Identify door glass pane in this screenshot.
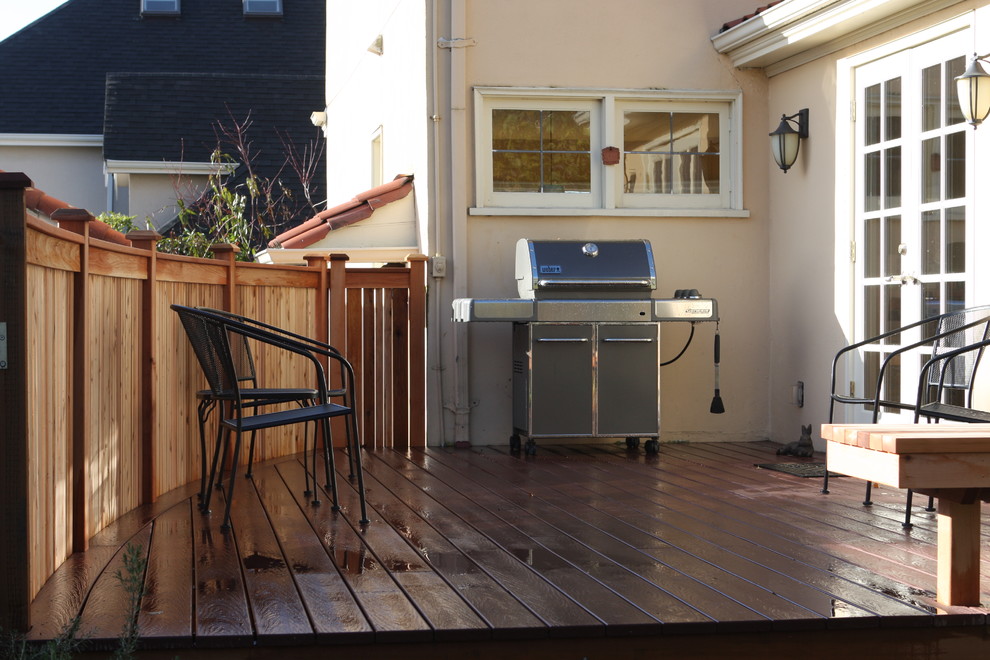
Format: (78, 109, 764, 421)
(922, 209, 941, 274)
(946, 281, 965, 312)
(883, 353, 901, 409)
(865, 152, 880, 211)
(865, 285, 880, 338)
(946, 206, 965, 273)
(866, 83, 881, 146)
(884, 284, 901, 344)
(922, 137, 940, 202)
(946, 130, 966, 199)
(885, 78, 902, 140)
(922, 64, 940, 132)
(884, 215, 901, 277)
(946, 56, 966, 126)
(922, 281, 940, 322)
(865, 217, 880, 278)
(885, 146, 901, 208)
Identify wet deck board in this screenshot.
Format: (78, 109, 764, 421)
(26, 442, 990, 653)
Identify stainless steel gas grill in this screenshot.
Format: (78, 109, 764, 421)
(453, 238, 721, 454)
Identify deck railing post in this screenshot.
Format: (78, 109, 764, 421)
(0, 173, 32, 631)
(52, 207, 95, 555)
(211, 244, 240, 313)
(328, 254, 348, 447)
(127, 230, 161, 503)
(407, 255, 428, 447)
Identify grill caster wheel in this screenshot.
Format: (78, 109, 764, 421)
(525, 439, 537, 455)
(626, 437, 641, 450)
(644, 439, 660, 455)
(510, 435, 521, 453)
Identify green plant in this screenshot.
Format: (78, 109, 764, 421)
(112, 542, 148, 660)
(96, 212, 142, 235)
(0, 617, 83, 660)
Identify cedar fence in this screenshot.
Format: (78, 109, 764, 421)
(0, 173, 427, 630)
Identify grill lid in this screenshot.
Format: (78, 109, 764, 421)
(515, 239, 657, 299)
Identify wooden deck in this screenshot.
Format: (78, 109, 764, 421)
(26, 441, 990, 659)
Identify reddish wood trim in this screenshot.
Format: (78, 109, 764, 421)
(128, 231, 161, 505)
(391, 288, 409, 450)
(362, 289, 377, 447)
(0, 173, 32, 631)
(52, 208, 94, 555)
(328, 254, 348, 349)
(407, 256, 427, 447)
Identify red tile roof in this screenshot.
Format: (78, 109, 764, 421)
(269, 174, 414, 250)
(719, 1, 785, 32)
(4, 170, 131, 246)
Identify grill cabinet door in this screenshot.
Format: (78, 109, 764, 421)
(525, 324, 594, 436)
(597, 324, 659, 436)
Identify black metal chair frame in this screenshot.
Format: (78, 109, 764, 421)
(826, 305, 990, 526)
(173, 305, 368, 530)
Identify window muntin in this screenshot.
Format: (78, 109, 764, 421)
(142, 0, 179, 15)
(475, 89, 738, 213)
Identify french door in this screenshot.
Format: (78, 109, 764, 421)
(854, 35, 972, 420)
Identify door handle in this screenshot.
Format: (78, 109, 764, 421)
(884, 274, 919, 285)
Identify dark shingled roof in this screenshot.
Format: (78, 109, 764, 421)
(0, 0, 325, 135)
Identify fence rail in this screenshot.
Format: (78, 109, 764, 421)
(0, 174, 427, 630)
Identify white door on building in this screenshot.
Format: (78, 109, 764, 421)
(853, 35, 972, 421)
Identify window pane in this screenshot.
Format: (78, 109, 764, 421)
(922, 209, 940, 275)
(922, 281, 940, 322)
(922, 137, 940, 203)
(624, 112, 668, 152)
(493, 152, 540, 192)
(884, 283, 901, 344)
(492, 109, 540, 150)
(671, 113, 720, 153)
(623, 112, 719, 195)
(624, 154, 669, 193)
(946, 56, 966, 126)
(884, 215, 901, 277)
(865, 151, 880, 212)
(922, 64, 940, 132)
(885, 77, 902, 140)
(865, 217, 880, 278)
(946, 281, 965, 312)
(946, 206, 965, 274)
(884, 146, 901, 208)
(543, 111, 590, 152)
(865, 84, 881, 146)
(545, 153, 591, 192)
(946, 130, 965, 199)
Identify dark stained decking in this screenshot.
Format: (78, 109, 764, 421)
(26, 441, 990, 658)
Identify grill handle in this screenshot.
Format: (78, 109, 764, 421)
(536, 278, 654, 289)
(602, 338, 654, 343)
(536, 337, 590, 343)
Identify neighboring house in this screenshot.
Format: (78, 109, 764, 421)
(0, 0, 326, 232)
(321, 0, 990, 450)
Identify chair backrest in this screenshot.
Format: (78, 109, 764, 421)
(929, 305, 990, 390)
(173, 305, 238, 396)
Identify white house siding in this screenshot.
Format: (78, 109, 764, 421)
(0, 142, 106, 215)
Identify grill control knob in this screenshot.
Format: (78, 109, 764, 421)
(582, 242, 599, 257)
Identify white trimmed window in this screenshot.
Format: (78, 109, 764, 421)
(474, 87, 742, 216)
(141, 0, 179, 15)
(243, 0, 282, 16)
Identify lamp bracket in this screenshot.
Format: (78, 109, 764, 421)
(782, 108, 810, 139)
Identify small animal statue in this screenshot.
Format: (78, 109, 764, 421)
(777, 424, 815, 457)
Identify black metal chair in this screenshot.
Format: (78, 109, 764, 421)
(826, 305, 990, 526)
(172, 305, 368, 529)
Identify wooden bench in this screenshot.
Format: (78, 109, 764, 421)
(822, 423, 990, 606)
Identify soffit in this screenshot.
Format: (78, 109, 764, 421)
(712, 0, 967, 75)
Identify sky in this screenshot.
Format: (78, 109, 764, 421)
(0, 0, 67, 42)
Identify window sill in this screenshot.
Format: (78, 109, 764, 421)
(468, 207, 751, 218)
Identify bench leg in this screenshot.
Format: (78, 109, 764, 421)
(937, 499, 982, 606)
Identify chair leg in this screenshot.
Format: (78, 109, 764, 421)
(221, 431, 244, 531)
(863, 481, 873, 506)
(925, 496, 935, 512)
(903, 489, 914, 528)
(244, 430, 259, 479)
(822, 469, 830, 494)
(201, 411, 228, 513)
(320, 419, 339, 510)
(349, 414, 369, 525)
(197, 400, 215, 504)
(303, 418, 313, 497)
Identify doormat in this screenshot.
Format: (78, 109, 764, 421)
(754, 463, 841, 478)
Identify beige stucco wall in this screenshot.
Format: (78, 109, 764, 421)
(0, 144, 106, 213)
(450, 0, 772, 444)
